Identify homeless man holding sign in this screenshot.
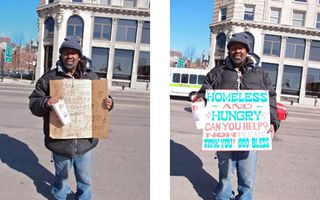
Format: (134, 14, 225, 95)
(195, 32, 280, 200)
(29, 36, 114, 200)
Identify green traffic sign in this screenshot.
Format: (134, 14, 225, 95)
(176, 57, 184, 68)
(5, 45, 12, 63)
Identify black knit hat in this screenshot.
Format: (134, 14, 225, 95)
(59, 36, 82, 56)
(227, 32, 250, 52)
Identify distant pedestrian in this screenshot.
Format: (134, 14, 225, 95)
(29, 36, 114, 200)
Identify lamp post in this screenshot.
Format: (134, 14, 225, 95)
(1, 48, 4, 82)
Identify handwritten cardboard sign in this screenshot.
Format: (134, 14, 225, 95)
(49, 79, 108, 139)
(202, 90, 271, 151)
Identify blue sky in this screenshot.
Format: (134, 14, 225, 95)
(170, 0, 214, 58)
(0, 0, 38, 45)
(0, 0, 214, 53)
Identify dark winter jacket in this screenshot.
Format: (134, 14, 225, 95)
(197, 54, 280, 131)
(29, 57, 113, 157)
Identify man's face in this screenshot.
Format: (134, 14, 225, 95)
(229, 43, 248, 64)
(61, 48, 81, 70)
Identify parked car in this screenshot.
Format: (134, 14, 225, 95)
(277, 102, 288, 121)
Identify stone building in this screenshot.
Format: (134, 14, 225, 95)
(209, 0, 320, 105)
(36, 0, 150, 89)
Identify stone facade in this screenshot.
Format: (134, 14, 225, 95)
(36, 0, 150, 89)
(209, 0, 320, 105)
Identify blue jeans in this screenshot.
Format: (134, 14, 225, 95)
(51, 150, 92, 200)
(214, 151, 258, 200)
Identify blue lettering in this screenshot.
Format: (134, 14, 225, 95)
(238, 138, 249, 148)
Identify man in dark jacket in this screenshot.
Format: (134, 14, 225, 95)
(196, 32, 280, 200)
(29, 36, 114, 200)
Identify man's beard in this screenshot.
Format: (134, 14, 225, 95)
(63, 61, 77, 70)
(231, 56, 246, 65)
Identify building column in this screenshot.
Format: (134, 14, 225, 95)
(130, 20, 144, 88)
(107, 18, 119, 87)
(53, 8, 65, 69)
(299, 38, 311, 104)
(208, 27, 217, 69)
(36, 16, 45, 81)
(276, 35, 287, 102)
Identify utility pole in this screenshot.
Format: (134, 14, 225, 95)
(1, 48, 5, 82)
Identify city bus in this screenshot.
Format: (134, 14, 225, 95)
(170, 67, 210, 100)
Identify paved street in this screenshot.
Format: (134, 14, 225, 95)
(0, 80, 150, 200)
(170, 98, 320, 200)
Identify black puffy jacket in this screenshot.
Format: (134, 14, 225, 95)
(29, 58, 113, 157)
(198, 54, 280, 131)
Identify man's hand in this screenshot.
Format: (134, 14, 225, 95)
(191, 94, 205, 103)
(268, 124, 275, 139)
(45, 97, 59, 108)
(103, 96, 113, 111)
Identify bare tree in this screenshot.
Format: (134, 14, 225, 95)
(12, 32, 25, 47)
(12, 33, 25, 79)
(183, 46, 196, 62)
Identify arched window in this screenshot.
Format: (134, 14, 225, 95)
(66, 15, 84, 39)
(44, 17, 55, 39)
(215, 33, 227, 53)
(244, 32, 255, 52)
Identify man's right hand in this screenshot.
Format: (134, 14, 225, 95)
(45, 97, 59, 108)
(191, 94, 205, 103)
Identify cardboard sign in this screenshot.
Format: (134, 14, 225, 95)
(49, 79, 108, 139)
(202, 90, 271, 151)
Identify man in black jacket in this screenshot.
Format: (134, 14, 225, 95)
(196, 32, 279, 200)
(29, 36, 113, 200)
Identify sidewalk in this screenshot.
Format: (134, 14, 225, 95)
(279, 101, 320, 112)
(0, 77, 150, 93)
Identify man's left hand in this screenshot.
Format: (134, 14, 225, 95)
(103, 96, 113, 111)
(268, 124, 275, 139)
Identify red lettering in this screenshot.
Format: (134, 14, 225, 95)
(222, 103, 253, 109)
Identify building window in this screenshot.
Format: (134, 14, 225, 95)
(220, 7, 227, 21)
(263, 34, 281, 57)
(48, 0, 54, 3)
(113, 49, 134, 80)
(309, 40, 320, 61)
(93, 17, 112, 40)
(317, 13, 320, 29)
(285, 37, 305, 60)
(137, 51, 150, 81)
(66, 15, 84, 39)
(116, 19, 137, 43)
(305, 68, 320, 98)
(281, 65, 302, 96)
(91, 47, 109, 74)
(123, 0, 136, 7)
(292, 10, 305, 27)
(294, 0, 307, 2)
(244, 5, 255, 21)
(100, 0, 110, 5)
(261, 62, 278, 89)
(270, 8, 281, 24)
(141, 21, 150, 44)
(72, 0, 83, 2)
(215, 33, 226, 54)
(44, 17, 54, 39)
